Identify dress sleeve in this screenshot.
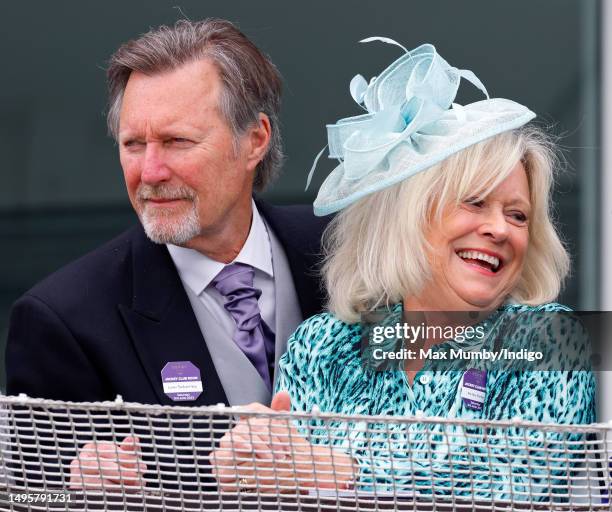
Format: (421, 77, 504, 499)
(532, 304, 595, 424)
(488, 305, 596, 501)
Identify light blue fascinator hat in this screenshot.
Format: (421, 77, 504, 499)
(307, 38, 535, 216)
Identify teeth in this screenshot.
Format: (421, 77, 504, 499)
(457, 250, 500, 270)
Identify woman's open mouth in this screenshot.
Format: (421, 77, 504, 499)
(456, 250, 503, 274)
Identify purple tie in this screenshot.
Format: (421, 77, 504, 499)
(212, 263, 275, 391)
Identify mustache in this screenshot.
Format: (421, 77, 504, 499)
(137, 183, 197, 201)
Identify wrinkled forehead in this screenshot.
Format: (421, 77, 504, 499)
(118, 60, 224, 135)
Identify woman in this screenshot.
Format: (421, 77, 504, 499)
(213, 41, 594, 500)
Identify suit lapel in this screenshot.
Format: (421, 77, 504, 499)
(265, 220, 303, 384)
(256, 201, 329, 319)
(117, 204, 327, 406)
(118, 228, 228, 406)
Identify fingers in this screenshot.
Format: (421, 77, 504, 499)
(211, 449, 298, 494)
(210, 427, 312, 493)
(119, 435, 139, 453)
(211, 426, 291, 490)
(234, 398, 296, 453)
(214, 428, 271, 466)
(212, 426, 355, 493)
(211, 433, 279, 490)
(211, 444, 352, 493)
(69, 437, 148, 491)
(270, 391, 291, 412)
(293, 446, 355, 490)
(70, 457, 143, 489)
(221, 416, 295, 459)
(210, 399, 332, 494)
(210, 435, 258, 484)
(236, 401, 273, 423)
(117, 436, 147, 471)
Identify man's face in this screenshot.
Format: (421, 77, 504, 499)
(118, 59, 256, 247)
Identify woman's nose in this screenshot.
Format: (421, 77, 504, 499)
(477, 209, 509, 241)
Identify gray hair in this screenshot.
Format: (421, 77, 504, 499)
(107, 18, 283, 192)
(323, 126, 570, 323)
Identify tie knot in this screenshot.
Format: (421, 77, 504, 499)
(212, 263, 256, 298)
(210, 262, 274, 391)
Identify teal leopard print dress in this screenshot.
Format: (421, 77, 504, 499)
(275, 302, 595, 501)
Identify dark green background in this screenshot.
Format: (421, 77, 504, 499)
(0, 1, 600, 389)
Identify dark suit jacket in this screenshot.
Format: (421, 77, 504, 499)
(5, 202, 329, 406)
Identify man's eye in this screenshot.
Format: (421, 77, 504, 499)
(123, 140, 144, 149)
(166, 137, 193, 146)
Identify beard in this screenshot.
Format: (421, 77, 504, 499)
(136, 183, 201, 245)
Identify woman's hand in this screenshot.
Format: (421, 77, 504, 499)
(210, 392, 355, 493)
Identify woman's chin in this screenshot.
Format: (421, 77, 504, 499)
(461, 296, 504, 311)
(448, 287, 506, 311)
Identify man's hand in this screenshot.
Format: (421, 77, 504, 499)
(69, 436, 148, 491)
(210, 392, 355, 493)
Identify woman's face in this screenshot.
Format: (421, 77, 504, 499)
(416, 163, 531, 311)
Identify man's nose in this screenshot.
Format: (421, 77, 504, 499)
(478, 209, 509, 241)
(141, 143, 171, 184)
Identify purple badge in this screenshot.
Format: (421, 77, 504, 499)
(461, 369, 487, 411)
(161, 361, 203, 402)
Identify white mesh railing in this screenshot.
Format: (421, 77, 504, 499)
(0, 394, 610, 511)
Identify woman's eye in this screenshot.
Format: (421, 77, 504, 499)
(465, 198, 485, 208)
(509, 211, 528, 223)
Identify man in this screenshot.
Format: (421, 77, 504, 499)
(6, 19, 327, 409)
(5, 18, 329, 491)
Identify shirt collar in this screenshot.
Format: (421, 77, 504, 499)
(167, 200, 273, 296)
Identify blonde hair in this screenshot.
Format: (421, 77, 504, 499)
(322, 126, 570, 323)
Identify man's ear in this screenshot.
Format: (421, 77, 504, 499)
(244, 113, 272, 172)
